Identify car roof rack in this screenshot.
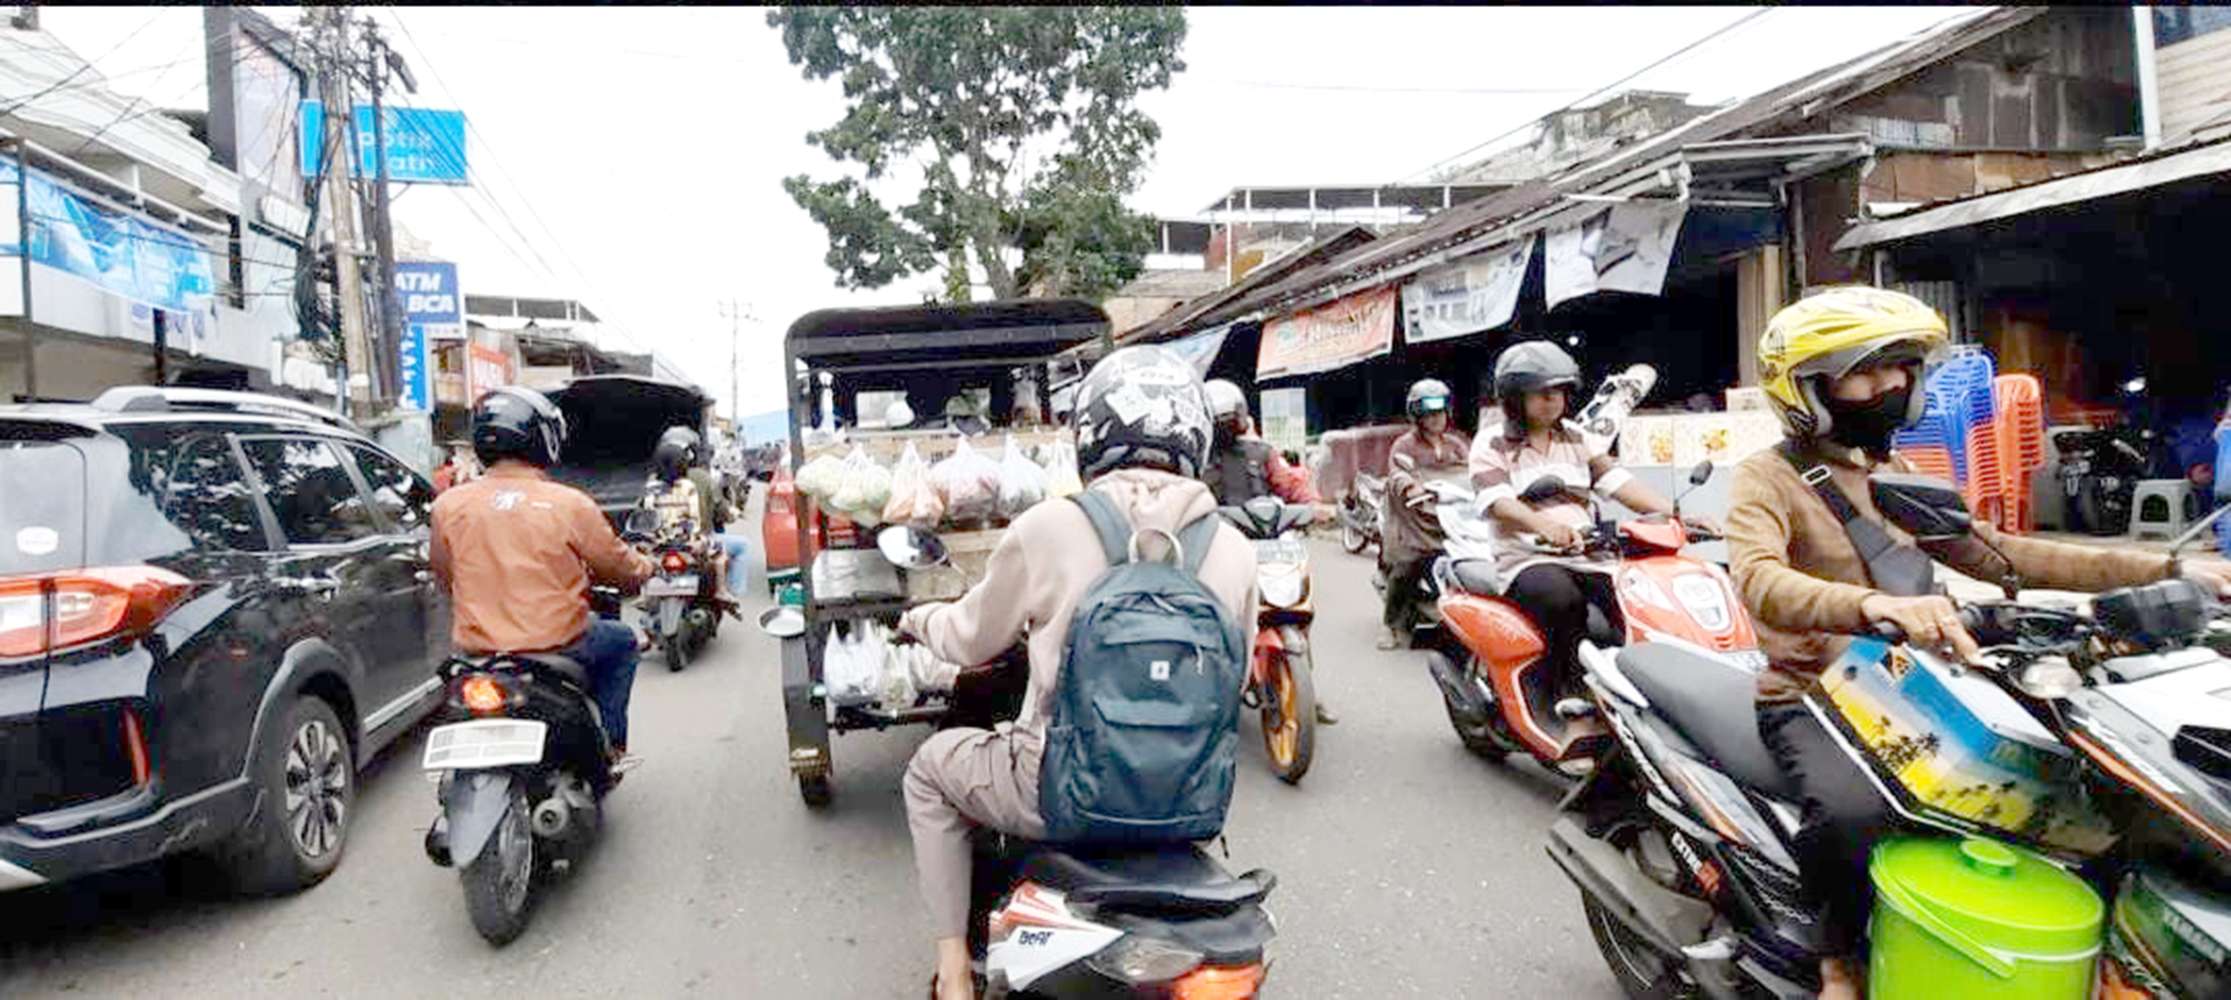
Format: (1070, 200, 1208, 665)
(90, 386, 361, 432)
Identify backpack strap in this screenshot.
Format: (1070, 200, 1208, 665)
(1072, 489, 1132, 566)
(1777, 440, 1935, 595)
(1177, 514, 1221, 578)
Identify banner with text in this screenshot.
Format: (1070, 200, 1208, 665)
(1544, 202, 1686, 308)
(1257, 285, 1397, 379)
(0, 161, 218, 314)
(1401, 238, 1534, 345)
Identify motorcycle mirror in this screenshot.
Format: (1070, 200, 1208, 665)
(623, 508, 660, 536)
(876, 525, 949, 571)
(758, 606, 807, 640)
(1689, 460, 1715, 487)
(1868, 473, 1973, 542)
(1520, 477, 1568, 505)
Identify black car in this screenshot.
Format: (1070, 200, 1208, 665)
(543, 374, 712, 531)
(0, 387, 448, 894)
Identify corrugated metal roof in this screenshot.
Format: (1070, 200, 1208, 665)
(1117, 225, 1380, 345)
(1148, 6, 2040, 336)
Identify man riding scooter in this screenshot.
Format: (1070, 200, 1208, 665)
(1380, 379, 1474, 650)
(431, 387, 656, 765)
(1203, 378, 1338, 726)
(897, 346, 1260, 1000)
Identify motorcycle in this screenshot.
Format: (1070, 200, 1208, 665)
(1418, 462, 1755, 778)
(421, 583, 633, 946)
(1339, 472, 1384, 555)
(634, 506, 725, 671)
(768, 534, 1283, 998)
(1221, 497, 1320, 784)
(2057, 426, 2151, 537)
(1547, 474, 2231, 1000)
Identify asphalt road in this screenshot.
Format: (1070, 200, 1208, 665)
(0, 507, 1624, 999)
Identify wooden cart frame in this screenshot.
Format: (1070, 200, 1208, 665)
(778, 299, 1107, 807)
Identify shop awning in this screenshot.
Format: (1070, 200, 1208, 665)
(1836, 136, 2231, 251)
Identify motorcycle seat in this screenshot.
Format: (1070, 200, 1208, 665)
(1616, 644, 1796, 801)
(1448, 559, 1503, 596)
(459, 653, 592, 691)
(1021, 845, 1277, 914)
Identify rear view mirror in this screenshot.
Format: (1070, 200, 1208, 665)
(876, 525, 949, 571)
(623, 508, 660, 537)
(1689, 460, 1715, 486)
(1520, 477, 1567, 505)
(1869, 473, 1972, 542)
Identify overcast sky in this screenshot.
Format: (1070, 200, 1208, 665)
(41, 5, 1980, 419)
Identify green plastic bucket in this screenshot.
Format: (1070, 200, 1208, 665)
(1868, 836, 2103, 999)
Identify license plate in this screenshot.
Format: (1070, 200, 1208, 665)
(422, 719, 547, 771)
(1253, 538, 1306, 566)
(643, 575, 700, 597)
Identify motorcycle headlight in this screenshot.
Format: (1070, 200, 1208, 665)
(1086, 935, 1205, 984)
(1671, 574, 1732, 633)
(1261, 566, 1307, 609)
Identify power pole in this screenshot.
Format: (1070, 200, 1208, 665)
(718, 299, 757, 423)
(358, 15, 415, 410)
(310, 6, 376, 417)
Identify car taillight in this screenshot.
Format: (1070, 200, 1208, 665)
(0, 566, 193, 658)
(662, 552, 689, 573)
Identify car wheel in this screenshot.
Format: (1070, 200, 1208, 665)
(220, 695, 355, 895)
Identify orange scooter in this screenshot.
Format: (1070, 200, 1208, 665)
(1419, 463, 1760, 776)
(1220, 497, 1319, 785)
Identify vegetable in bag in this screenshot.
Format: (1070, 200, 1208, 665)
(997, 435, 1051, 518)
(883, 441, 946, 529)
(930, 437, 1002, 523)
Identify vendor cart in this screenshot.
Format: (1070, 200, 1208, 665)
(773, 299, 1106, 807)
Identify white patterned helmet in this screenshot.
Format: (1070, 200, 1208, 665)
(1072, 345, 1213, 480)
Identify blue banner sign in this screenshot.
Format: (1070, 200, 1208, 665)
(395, 261, 462, 324)
(0, 161, 217, 313)
(400, 323, 432, 411)
(300, 100, 469, 185)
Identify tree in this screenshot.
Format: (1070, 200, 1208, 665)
(769, 7, 1184, 303)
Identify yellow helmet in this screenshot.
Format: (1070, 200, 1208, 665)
(1756, 286, 1949, 439)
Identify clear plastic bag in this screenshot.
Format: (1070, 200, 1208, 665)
(829, 446, 892, 522)
(930, 437, 1002, 524)
(795, 450, 847, 500)
(997, 435, 1050, 518)
(823, 624, 877, 706)
(882, 441, 946, 529)
(1043, 438, 1084, 498)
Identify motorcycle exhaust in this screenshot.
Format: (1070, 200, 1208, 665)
(532, 796, 571, 839)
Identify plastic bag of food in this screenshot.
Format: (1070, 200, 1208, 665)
(823, 624, 876, 706)
(829, 446, 892, 520)
(795, 449, 847, 500)
(930, 437, 1002, 523)
(1043, 438, 1085, 498)
(997, 435, 1051, 518)
(882, 441, 945, 529)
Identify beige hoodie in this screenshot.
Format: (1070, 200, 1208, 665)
(900, 467, 1260, 734)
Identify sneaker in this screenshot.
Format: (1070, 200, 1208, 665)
(1314, 702, 1340, 726)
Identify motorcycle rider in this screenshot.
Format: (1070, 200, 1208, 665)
(1726, 285, 2231, 1000)
(431, 387, 655, 760)
(897, 345, 1258, 1000)
(1202, 378, 1339, 725)
(646, 426, 745, 606)
(1379, 378, 1474, 650)
(1468, 340, 1713, 692)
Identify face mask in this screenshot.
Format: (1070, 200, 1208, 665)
(1825, 385, 1913, 453)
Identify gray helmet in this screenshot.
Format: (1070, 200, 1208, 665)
(1405, 378, 1453, 421)
(1493, 341, 1581, 402)
(1204, 379, 1248, 425)
(1072, 345, 1213, 480)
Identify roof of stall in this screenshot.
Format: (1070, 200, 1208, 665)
(784, 298, 1107, 376)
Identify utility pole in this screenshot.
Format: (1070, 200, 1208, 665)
(359, 15, 415, 408)
(718, 299, 757, 423)
(310, 6, 376, 418)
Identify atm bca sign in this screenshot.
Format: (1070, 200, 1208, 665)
(396, 261, 463, 326)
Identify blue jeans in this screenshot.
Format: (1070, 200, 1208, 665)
(561, 618, 639, 750)
(715, 534, 752, 594)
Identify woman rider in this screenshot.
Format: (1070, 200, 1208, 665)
(1468, 339, 1711, 697)
(1378, 378, 1474, 649)
(1727, 286, 2231, 999)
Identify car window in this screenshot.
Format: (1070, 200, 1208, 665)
(348, 444, 433, 532)
(164, 438, 269, 553)
(239, 438, 382, 547)
(0, 438, 86, 574)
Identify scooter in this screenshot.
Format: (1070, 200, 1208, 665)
(1220, 496, 1320, 785)
(789, 528, 1282, 998)
(421, 582, 633, 946)
(1339, 472, 1384, 556)
(1418, 461, 1754, 777)
(1547, 476, 2231, 999)
(636, 506, 725, 671)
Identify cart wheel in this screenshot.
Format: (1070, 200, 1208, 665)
(798, 775, 831, 808)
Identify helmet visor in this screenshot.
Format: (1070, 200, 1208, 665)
(1412, 395, 1450, 414)
(1792, 332, 1943, 383)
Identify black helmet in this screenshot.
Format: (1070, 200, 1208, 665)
(1204, 379, 1248, 427)
(472, 386, 567, 468)
(654, 427, 694, 483)
(1494, 340, 1580, 429)
(1072, 345, 1213, 481)
(1405, 378, 1453, 421)
(659, 426, 703, 466)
